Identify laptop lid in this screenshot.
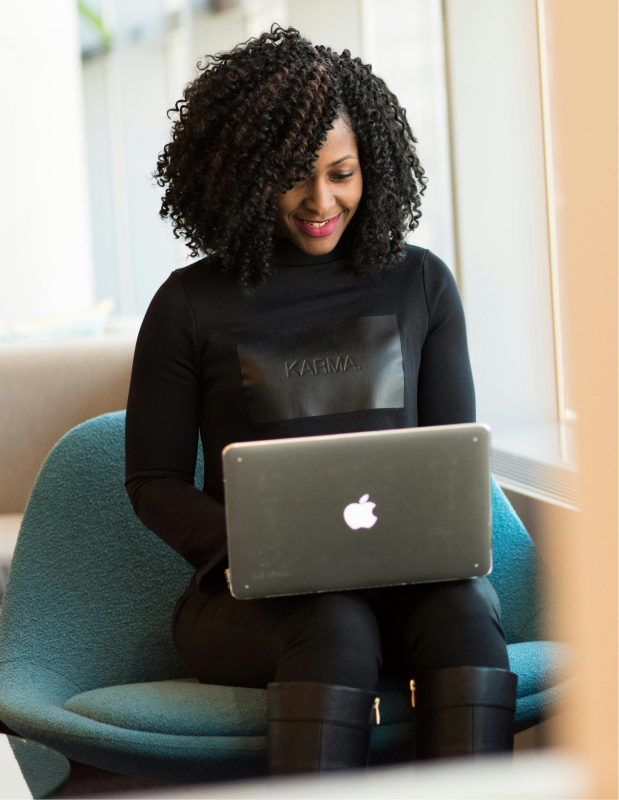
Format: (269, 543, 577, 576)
(223, 423, 492, 599)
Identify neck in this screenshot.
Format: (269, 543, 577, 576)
(273, 231, 352, 266)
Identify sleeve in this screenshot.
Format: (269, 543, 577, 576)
(416, 250, 476, 427)
(125, 271, 227, 573)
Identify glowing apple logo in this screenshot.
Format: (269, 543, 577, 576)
(343, 494, 378, 530)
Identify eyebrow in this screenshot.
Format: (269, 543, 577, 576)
(327, 155, 356, 167)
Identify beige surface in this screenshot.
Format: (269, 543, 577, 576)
(0, 331, 137, 513)
(0, 514, 22, 564)
(541, 1, 618, 796)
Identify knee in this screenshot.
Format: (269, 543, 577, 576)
(418, 578, 501, 625)
(405, 578, 508, 672)
(276, 593, 381, 689)
(291, 593, 381, 654)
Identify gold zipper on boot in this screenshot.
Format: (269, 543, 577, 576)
(373, 696, 381, 725)
(410, 679, 416, 708)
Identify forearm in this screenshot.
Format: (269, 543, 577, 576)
(125, 474, 227, 571)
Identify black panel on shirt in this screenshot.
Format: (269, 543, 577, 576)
(236, 315, 404, 424)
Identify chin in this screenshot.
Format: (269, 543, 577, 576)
(297, 238, 340, 255)
(292, 226, 347, 255)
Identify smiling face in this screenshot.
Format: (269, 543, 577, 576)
(274, 113, 363, 255)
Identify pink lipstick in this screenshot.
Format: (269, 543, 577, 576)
(294, 213, 341, 238)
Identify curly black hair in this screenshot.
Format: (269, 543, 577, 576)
(155, 25, 427, 290)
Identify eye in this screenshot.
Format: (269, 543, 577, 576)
(331, 172, 355, 181)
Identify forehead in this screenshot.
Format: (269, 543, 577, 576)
(315, 115, 358, 163)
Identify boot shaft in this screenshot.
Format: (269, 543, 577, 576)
(413, 666, 518, 760)
(267, 681, 378, 774)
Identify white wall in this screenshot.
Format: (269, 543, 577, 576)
(0, 0, 93, 322)
(288, 0, 362, 55)
(444, 0, 558, 440)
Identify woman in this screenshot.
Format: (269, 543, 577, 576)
(125, 26, 517, 775)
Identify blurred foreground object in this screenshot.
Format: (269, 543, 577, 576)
(540, 0, 617, 797)
(97, 750, 588, 799)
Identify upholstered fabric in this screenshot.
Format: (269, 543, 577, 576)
(487, 479, 554, 645)
(507, 641, 573, 698)
(0, 412, 573, 781)
(64, 680, 268, 737)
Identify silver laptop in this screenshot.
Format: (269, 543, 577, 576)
(222, 423, 492, 599)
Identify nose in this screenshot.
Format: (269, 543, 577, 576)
(303, 176, 337, 218)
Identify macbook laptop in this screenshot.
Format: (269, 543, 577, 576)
(222, 423, 492, 599)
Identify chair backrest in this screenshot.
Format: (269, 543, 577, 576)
(0, 411, 546, 695)
(487, 478, 550, 644)
(0, 412, 195, 693)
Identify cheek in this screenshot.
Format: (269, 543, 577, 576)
(276, 189, 301, 219)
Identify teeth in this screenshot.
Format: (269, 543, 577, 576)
(306, 220, 329, 227)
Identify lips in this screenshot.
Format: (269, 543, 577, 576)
(294, 213, 341, 238)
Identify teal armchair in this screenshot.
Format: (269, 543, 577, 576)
(0, 412, 573, 782)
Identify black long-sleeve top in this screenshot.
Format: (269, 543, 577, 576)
(125, 238, 475, 587)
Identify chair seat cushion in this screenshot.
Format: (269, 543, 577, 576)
(507, 641, 574, 697)
(64, 679, 267, 736)
(64, 642, 573, 737)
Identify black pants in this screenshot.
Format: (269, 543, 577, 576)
(172, 571, 509, 691)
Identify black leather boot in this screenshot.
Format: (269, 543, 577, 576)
(267, 681, 379, 774)
(413, 666, 518, 759)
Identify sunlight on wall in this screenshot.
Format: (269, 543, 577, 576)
(0, 0, 93, 323)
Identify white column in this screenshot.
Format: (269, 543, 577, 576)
(0, 0, 94, 322)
